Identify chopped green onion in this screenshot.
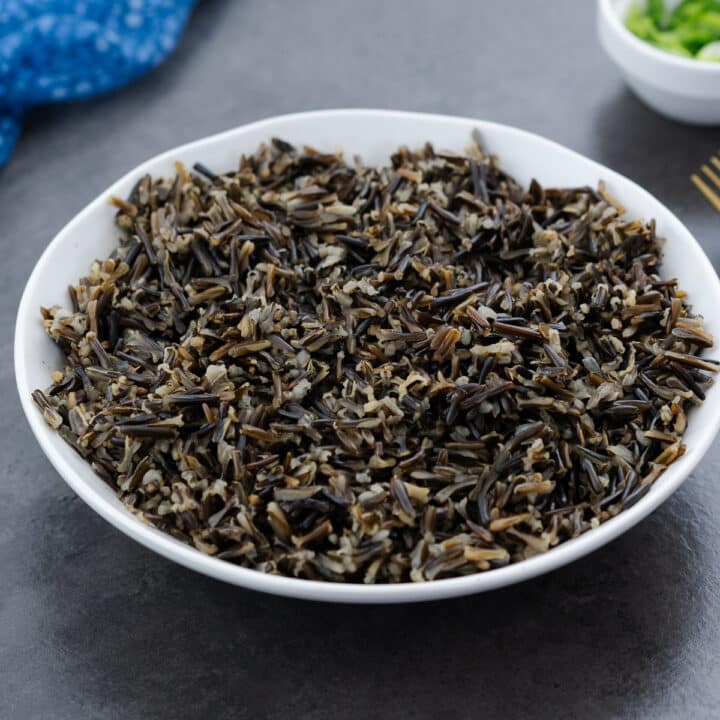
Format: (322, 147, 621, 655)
(626, 0, 720, 60)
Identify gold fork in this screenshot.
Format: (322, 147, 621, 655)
(691, 156, 720, 213)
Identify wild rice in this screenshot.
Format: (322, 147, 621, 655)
(34, 134, 715, 583)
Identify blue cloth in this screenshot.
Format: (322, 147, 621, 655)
(0, 0, 196, 165)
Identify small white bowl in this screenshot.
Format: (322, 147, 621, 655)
(598, 0, 720, 124)
(14, 109, 720, 603)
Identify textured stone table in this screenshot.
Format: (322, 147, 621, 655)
(2, 2, 719, 718)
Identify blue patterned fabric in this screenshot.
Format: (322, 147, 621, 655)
(0, 0, 196, 165)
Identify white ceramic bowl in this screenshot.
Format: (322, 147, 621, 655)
(598, 0, 720, 124)
(15, 109, 720, 603)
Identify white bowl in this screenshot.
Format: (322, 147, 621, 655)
(15, 109, 720, 603)
(598, 0, 720, 124)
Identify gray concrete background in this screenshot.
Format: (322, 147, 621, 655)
(2, 1, 719, 718)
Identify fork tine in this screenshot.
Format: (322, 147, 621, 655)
(711, 155, 720, 172)
(701, 164, 720, 191)
(691, 173, 720, 213)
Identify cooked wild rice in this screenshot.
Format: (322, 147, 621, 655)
(34, 134, 716, 582)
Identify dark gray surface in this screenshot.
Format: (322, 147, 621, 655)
(2, 1, 719, 718)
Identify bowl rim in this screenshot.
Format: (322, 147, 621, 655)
(599, 0, 720, 72)
(14, 108, 720, 603)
